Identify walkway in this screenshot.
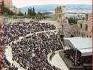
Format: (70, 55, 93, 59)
(47, 50, 69, 70)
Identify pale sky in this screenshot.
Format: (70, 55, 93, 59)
(12, 0, 92, 8)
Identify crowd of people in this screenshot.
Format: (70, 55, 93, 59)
(1, 21, 56, 46)
(1, 20, 65, 70)
(11, 32, 63, 70)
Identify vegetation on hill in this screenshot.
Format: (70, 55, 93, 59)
(3, 7, 15, 16)
(68, 17, 78, 25)
(3, 6, 50, 20)
(26, 7, 48, 20)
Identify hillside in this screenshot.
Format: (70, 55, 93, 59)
(20, 4, 92, 13)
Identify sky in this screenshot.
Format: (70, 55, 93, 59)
(12, 0, 92, 8)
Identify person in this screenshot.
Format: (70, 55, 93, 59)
(0, 48, 4, 70)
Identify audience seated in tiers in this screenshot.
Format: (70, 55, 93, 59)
(1, 21, 56, 45)
(11, 32, 63, 70)
(2, 21, 63, 70)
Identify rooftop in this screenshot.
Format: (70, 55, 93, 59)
(64, 37, 92, 56)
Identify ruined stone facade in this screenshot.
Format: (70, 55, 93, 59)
(54, 6, 92, 38)
(86, 13, 93, 37)
(54, 6, 71, 37)
(4, 0, 19, 14)
(76, 13, 92, 37)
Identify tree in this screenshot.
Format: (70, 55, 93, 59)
(27, 7, 36, 18)
(85, 13, 88, 21)
(68, 17, 78, 25)
(36, 12, 43, 20)
(32, 7, 36, 16)
(27, 8, 32, 17)
(17, 11, 24, 16)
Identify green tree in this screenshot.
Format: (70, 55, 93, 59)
(68, 17, 78, 25)
(85, 13, 88, 21)
(27, 8, 32, 17)
(27, 7, 36, 18)
(32, 7, 36, 16)
(17, 11, 24, 16)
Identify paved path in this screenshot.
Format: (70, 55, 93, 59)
(47, 51, 69, 70)
(5, 45, 25, 70)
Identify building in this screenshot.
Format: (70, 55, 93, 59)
(47, 37, 92, 70)
(77, 20, 87, 37)
(55, 6, 66, 23)
(86, 13, 93, 37)
(54, 6, 71, 37)
(54, 5, 92, 38)
(64, 37, 92, 70)
(76, 13, 93, 37)
(4, 0, 19, 14)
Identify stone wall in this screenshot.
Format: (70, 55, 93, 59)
(87, 13, 93, 37)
